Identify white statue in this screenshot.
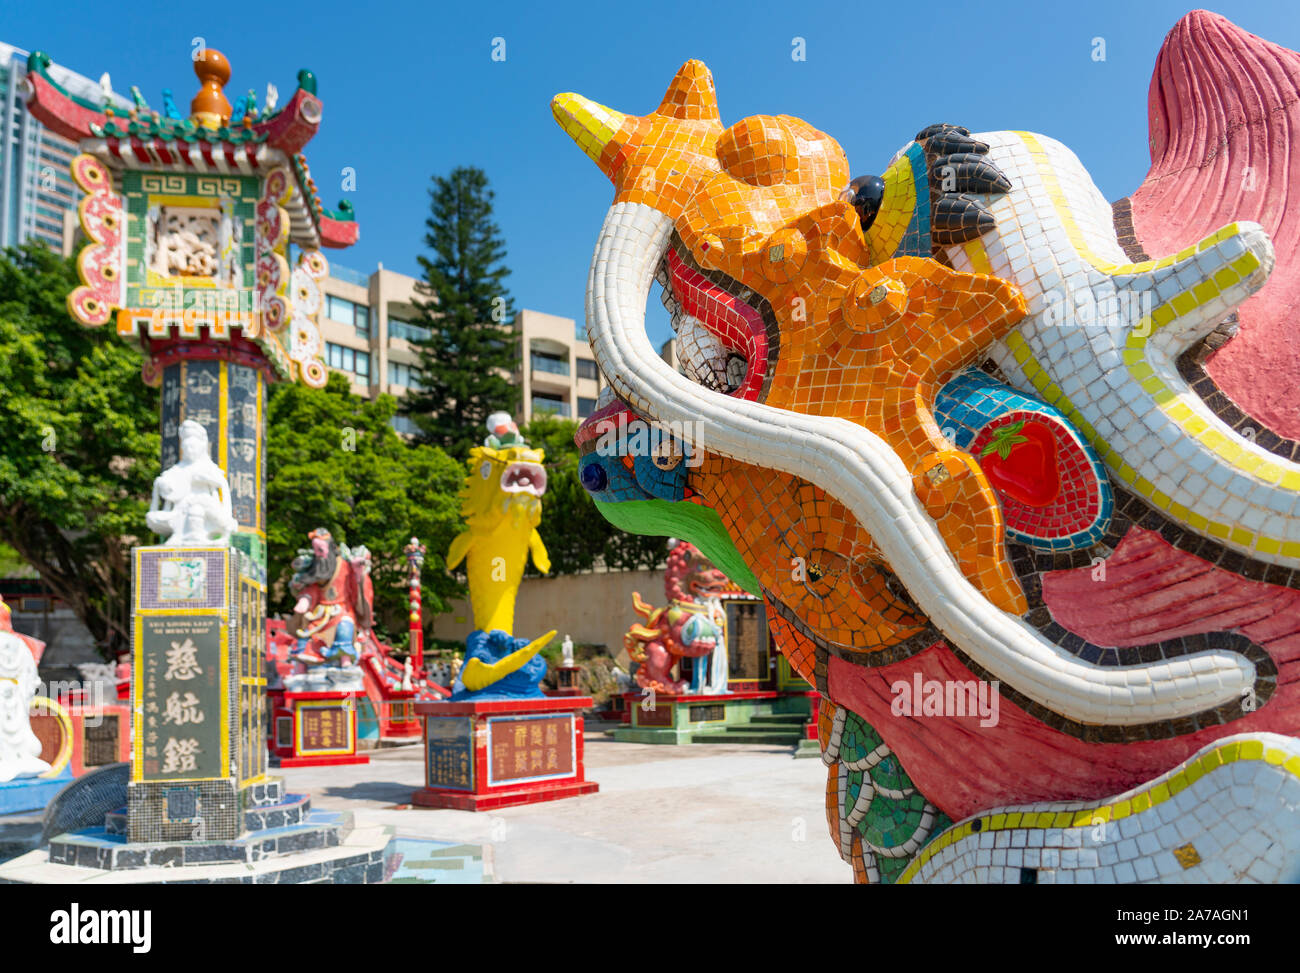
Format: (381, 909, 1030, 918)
(561, 634, 574, 666)
(147, 420, 238, 547)
(701, 595, 730, 695)
(612, 666, 635, 694)
(401, 659, 414, 692)
(0, 631, 51, 783)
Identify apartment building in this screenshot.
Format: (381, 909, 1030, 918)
(317, 263, 602, 427)
(516, 308, 602, 422)
(1, 41, 130, 250)
(315, 261, 429, 433)
(659, 337, 681, 373)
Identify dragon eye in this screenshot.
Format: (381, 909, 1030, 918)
(840, 175, 885, 231)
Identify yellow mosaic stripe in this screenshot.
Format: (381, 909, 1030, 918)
(962, 238, 994, 276)
(867, 154, 915, 263)
(993, 131, 1298, 556)
(897, 738, 1300, 884)
(1015, 131, 1189, 277)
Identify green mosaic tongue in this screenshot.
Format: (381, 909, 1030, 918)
(593, 498, 760, 595)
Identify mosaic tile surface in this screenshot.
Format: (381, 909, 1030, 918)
(558, 12, 1300, 883)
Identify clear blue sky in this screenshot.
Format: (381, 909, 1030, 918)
(6, 0, 1299, 348)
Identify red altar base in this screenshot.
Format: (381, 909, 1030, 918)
(268, 690, 370, 769)
(412, 696, 599, 811)
(552, 664, 584, 697)
(375, 690, 423, 742)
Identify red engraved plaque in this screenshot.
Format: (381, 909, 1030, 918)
(298, 704, 351, 755)
(487, 714, 574, 786)
(636, 701, 673, 726)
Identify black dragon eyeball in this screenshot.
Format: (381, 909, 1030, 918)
(842, 175, 886, 231)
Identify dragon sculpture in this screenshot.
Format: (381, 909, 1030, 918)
(557, 10, 1300, 883)
(447, 414, 556, 699)
(624, 538, 745, 694)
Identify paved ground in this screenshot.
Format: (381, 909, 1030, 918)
(282, 730, 851, 883)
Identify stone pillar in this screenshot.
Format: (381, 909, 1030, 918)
(139, 343, 271, 843)
(129, 545, 266, 843)
(160, 355, 268, 572)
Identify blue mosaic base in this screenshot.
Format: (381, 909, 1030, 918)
(447, 629, 547, 701)
(0, 768, 73, 815)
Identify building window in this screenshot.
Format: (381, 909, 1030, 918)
(576, 358, 599, 381)
(531, 394, 570, 418)
(390, 414, 420, 436)
(326, 295, 352, 324)
(577, 397, 598, 419)
(326, 342, 370, 381)
(389, 318, 431, 343)
(388, 361, 422, 388)
(326, 295, 370, 337)
(530, 352, 569, 376)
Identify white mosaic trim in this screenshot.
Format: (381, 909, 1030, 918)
(944, 131, 1299, 566)
(905, 733, 1300, 884)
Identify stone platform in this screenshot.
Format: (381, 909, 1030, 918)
(613, 689, 818, 749)
(0, 777, 396, 884)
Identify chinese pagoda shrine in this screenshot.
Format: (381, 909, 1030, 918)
(1, 47, 395, 883)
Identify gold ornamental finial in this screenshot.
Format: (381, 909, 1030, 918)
(190, 48, 232, 129)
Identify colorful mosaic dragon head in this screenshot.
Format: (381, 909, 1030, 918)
(558, 11, 1300, 882)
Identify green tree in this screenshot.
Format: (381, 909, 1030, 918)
(0, 243, 159, 659)
(266, 372, 466, 640)
(519, 414, 666, 575)
(403, 167, 519, 458)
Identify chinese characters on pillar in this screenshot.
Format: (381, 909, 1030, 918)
(139, 615, 223, 780)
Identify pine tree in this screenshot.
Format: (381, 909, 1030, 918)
(403, 167, 520, 458)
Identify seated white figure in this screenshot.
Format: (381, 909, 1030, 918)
(0, 631, 51, 782)
(147, 420, 238, 547)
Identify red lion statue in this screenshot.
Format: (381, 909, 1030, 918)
(624, 540, 742, 694)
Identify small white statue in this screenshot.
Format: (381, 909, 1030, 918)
(401, 659, 414, 692)
(0, 631, 51, 783)
(701, 594, 730, 695)
(147, 420, 238, 547)
(612, 666, 634, 694)
(561, 634, 574, 666)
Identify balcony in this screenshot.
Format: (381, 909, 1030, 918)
(329, 263, 372, 288)
(531, 397, 570, 418)
(389, 319, 431, 343)
(530, 354, 569, 377)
